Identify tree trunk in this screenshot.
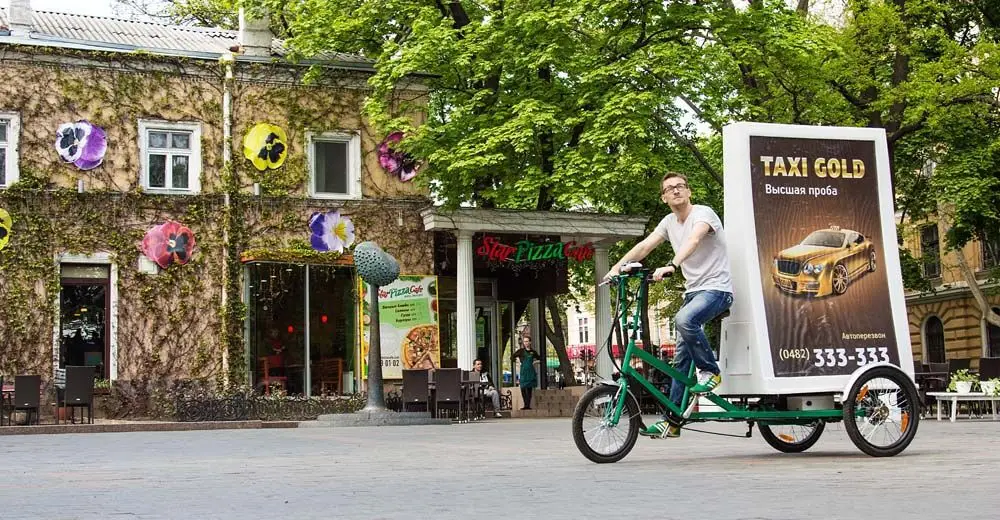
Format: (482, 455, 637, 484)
(544, 295, 578, 386)
(954, 248, 1000, 328)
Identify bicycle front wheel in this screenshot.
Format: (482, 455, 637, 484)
(572, 385, 641, 464)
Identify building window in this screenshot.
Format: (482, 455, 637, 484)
(139, 120, 201, 193)
(308, 131, 361, 199)
(0, 112, 20, 187)
(924, 316, 945, 363)
(982, 231, 999, 270)
(920, 224, 940, 278)
(578, 317, 589, 344)
(988, 307, 1000, 358)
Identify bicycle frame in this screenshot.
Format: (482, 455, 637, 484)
(605, 269, 844, 426)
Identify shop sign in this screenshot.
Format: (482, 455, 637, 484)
(476, 235, 595, 263)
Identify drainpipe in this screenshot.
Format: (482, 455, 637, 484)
(220, 52, 235, 383)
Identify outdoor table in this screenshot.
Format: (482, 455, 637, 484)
(925, 391, 1000, 422)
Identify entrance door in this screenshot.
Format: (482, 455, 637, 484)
(59, 264, 110, 379)
(475, 303, 499, 383)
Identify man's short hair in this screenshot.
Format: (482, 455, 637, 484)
(474, 358, 483, 364)
(662, 172, 688, 184)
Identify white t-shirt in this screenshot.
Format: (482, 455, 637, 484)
(654, 205, 733, 295)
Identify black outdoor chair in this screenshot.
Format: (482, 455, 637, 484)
(979, 357, 1000, 380)
(401, 369, 430, 413)
(59, 366, 96, 425)
(918, 362, 949, 417)
(465, 370, 484, 420)
(10, 375, 41, 426)
(949, 358, 971, 374)
(0, 375, 5, 426)
(433, 368, 465, 420)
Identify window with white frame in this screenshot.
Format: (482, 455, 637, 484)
(139, 120, 201, 193)
(0, 113, 20, 187)
(308, 131, 361, 199)
(578, 317, 589, 344)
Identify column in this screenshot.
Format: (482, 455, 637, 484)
(456, 230, 477, 370)
(594, 244, 614, 381)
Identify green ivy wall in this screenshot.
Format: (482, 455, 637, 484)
(0, 45, 434, 387)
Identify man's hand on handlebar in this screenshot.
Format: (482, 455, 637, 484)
(601, 265, 621, 284)
(652, 265, 675, 281)
(601, 261, 645, 285)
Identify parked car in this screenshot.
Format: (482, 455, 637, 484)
(771, 226, 877, 297)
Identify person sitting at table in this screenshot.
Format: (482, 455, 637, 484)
(473, 358, 503, 418)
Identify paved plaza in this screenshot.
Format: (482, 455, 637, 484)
(0, 416, 996, 519)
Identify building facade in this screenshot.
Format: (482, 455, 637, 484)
(0, 5, 432, 395)
(902, 217, 1000, 368)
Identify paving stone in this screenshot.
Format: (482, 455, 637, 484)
(0, 416, 994, 519)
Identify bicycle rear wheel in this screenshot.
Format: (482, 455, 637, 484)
(843, 365, 920, 457)
(572, 385, 641, 464)
(758, 421, 824, 453)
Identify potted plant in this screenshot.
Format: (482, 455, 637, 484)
(948, 369, 977, 393)
(980, 377, 1000, 397)
(94, 378, 111, 395)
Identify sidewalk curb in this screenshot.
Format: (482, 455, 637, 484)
(0, 420, 300, 435)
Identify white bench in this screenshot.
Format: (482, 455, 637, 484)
(925, 391, 1000, 422)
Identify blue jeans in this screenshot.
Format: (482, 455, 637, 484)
(668, 290, 734, 410)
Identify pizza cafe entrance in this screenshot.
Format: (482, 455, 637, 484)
(422, 207, 649, 387)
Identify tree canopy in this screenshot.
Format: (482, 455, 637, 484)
(137, 0, 999, 328)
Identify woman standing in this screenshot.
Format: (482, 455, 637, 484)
(513, 328, 540, 410)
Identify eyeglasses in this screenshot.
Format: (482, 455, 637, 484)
(662, 184, 688, 194)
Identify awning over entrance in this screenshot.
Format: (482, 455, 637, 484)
(421, 207, 649, 241)
(421, 206, 650, 376)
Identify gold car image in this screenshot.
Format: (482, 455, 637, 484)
(771, 226, 877, 297)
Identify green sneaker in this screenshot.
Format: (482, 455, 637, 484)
(691, 372, 722, 394)
(640, 420, 681, 438)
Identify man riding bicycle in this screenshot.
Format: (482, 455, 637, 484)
(604, 172, 734, 438)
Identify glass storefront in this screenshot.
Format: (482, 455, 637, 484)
(246, 262, 356, 396)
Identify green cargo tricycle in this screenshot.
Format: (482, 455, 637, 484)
(571, 265, 920, 463)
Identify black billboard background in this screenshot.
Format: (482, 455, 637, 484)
(749, 136, 899, 377)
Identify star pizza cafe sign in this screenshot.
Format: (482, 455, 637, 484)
(476, 235, 595, 263)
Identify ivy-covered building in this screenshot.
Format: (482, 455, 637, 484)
(0, 3, 435, 395)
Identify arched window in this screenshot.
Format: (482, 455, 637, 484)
(988, 307, 1000, 358)
(925, 316, 946, 363)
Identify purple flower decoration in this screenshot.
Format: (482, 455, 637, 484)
(377, 131, 419, 182)
(55, 121, 107, 171)
(309, 210, 356, 253)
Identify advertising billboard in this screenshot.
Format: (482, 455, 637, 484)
(359, 275, 440, 380)
(722, 123, 912, 393)
(750, 136, 897, 376)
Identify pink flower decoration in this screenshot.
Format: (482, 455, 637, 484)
(141, 220, 196, 269)
(377, 131, 419, 182)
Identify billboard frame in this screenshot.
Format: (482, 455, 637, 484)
(720, 122, 914, 396)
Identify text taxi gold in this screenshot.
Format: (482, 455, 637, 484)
(759, 156, 865, 178)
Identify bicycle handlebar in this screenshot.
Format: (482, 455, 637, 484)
(598, 262, 672, 286)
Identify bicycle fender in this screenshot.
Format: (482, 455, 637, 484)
(838, 362, 909, 401)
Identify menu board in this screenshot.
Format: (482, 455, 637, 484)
(359, 275, 440, 379)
